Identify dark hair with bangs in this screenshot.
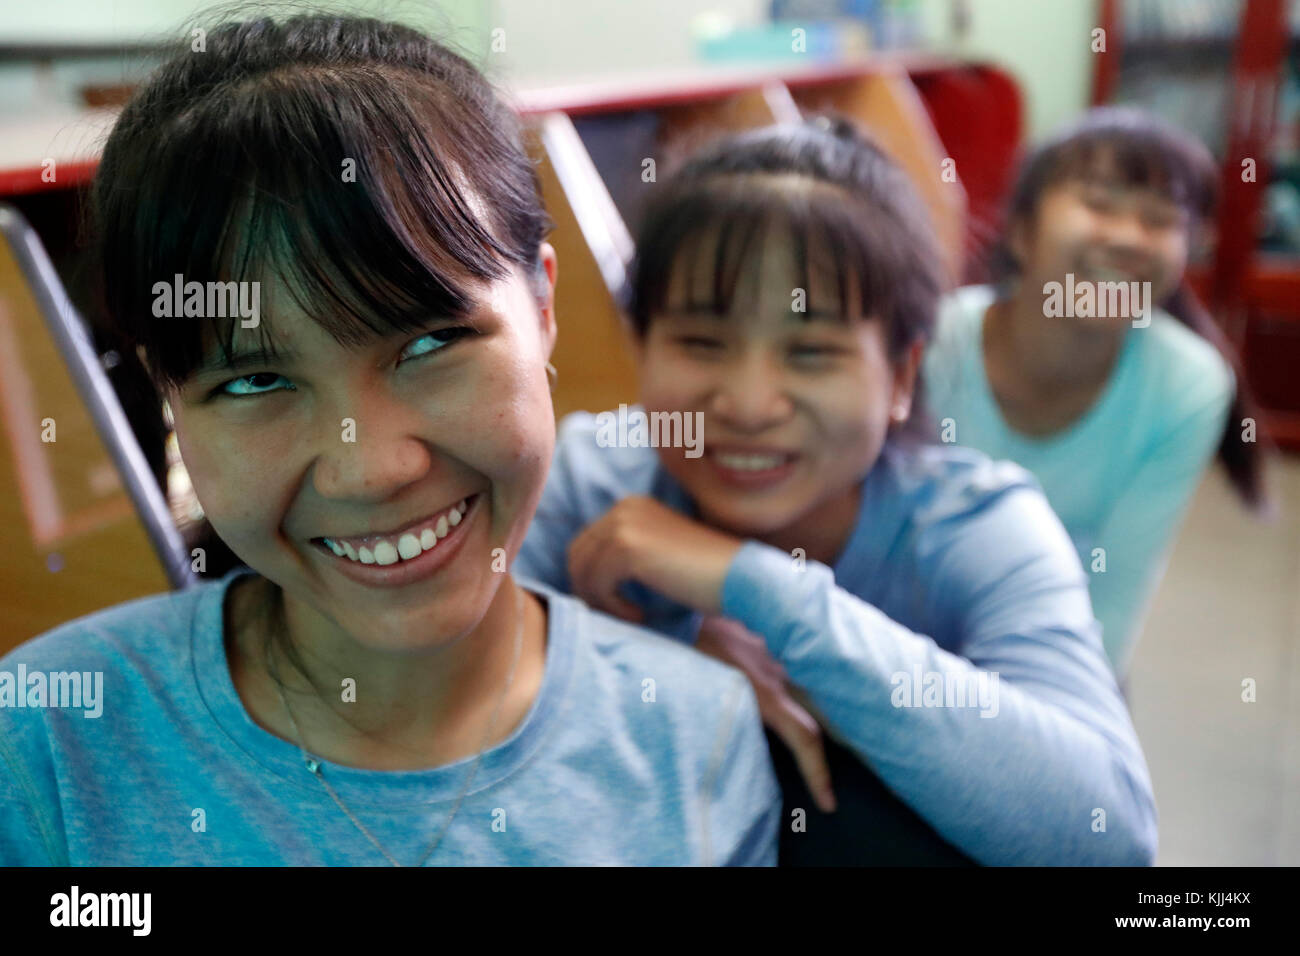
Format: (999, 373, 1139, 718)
(992, 106, 1270, 512)
(991, 105, 1217, 279)
(624, 115, 945, 432)
(88, 10, 552, 595)
(93, 11, 552, 391)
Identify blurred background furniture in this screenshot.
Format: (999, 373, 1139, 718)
(0, 205, 181, 653)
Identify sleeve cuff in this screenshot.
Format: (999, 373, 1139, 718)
(721, 539, 828, 658)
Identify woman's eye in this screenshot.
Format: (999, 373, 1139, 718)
(1082, 187, 1118, 212)
(678, 336, 724, 351)
(218, 372, 293, 398)
(790, 345, 839, 360)
(399, 326, 473, 362)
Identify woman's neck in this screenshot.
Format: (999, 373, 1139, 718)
(756, 481, 863, 569)
(983, 289, 1126, 436)
(226, 575, 547, 771)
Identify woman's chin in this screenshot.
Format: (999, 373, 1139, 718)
(695, 496, 807, 541)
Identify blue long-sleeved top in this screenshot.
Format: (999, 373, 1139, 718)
(515, 411, 1159, 865)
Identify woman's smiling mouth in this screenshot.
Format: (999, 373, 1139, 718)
(705, 447, 800, 489)
(310, 493, 481, 588)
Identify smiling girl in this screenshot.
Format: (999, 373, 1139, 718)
(516, 117, 1158, 865)
(925, 107, 1270, 679)
(0, 13, 779, 866)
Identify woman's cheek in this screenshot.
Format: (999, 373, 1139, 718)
(815, 358, 892, 444)
(640, 356, 705, 412)
(459, 355, 555, 539)
(174, 417, 286, 553)
(826, 386, 888, 464)
(478, 351, 553, 465)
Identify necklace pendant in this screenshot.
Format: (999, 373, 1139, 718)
(305, 758, 320, 774)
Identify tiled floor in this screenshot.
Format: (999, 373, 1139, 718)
(1127, 453, 1300, 866)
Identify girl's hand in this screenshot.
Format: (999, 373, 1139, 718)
(566, 496, 743, 622)
(695, 614, 837, 814)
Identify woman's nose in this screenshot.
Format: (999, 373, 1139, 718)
(1101, 210, 1150, 251)
(310, 402, 433, 500)
(710, 352, 793, 431)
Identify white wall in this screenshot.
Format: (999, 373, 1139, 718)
(486, 0, 768, 84)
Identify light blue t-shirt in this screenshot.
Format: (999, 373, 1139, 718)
(0, 570, 780, 865)
(924, 285, 1234, 675)
(516, 412, 1158, 866)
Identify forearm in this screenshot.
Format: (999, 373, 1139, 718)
(722, 543, 1158, 866)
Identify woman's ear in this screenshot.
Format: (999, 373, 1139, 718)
(890, 339, 925, 424)
(536, 241, 558, 360)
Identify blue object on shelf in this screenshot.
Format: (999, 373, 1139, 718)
(697, 21, 859, 65)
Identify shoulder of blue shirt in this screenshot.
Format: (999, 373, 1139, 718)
(0, 570, 765, 761)
(0, 574, 778, 865)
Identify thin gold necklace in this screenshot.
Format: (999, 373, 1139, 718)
(267, 585, 525, 866)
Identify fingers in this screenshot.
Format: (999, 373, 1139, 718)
(760, 686, 837, 814)
(567, 519, 644, 623)
(695, 616, 835, 811)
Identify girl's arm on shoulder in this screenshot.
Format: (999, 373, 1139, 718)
(719, 488, 1158, 867)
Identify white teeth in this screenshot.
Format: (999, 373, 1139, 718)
(323, 497, 471, 566)
(397, 533, 422, 560)
(716, 453, 786, 471)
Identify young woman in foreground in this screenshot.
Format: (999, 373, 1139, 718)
(0, 14, 778, 866)
(516, 117, 1159, 865)
(926, 107, 1269, 678)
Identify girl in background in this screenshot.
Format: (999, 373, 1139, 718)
(515, 116, 1158, 865)
(925, 107, 1270, 679)
(0, 13, 779, 866)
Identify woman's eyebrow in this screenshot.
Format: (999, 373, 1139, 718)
(193, 346, 295, 376)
